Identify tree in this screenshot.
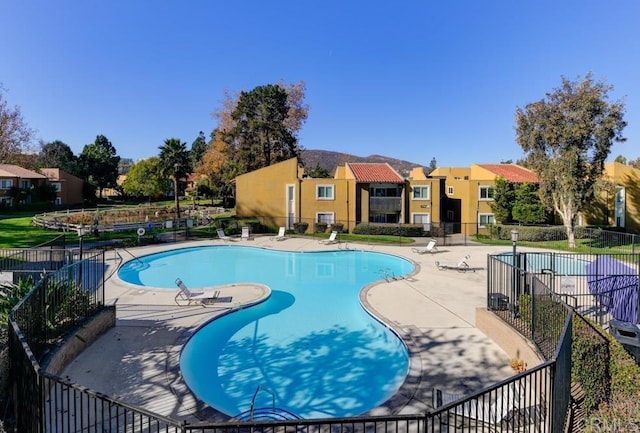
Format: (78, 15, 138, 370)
(515, 73, 626, 247)
(190, 131, 208, 168)
(629, 157, 640, 170)
(122, 157, 168, 199)
(118, 158, 135, 175)
(614, 155, 627, 164)
(427, 157, 437, 174)
(0, 85, 34, 163)
(512, 182, 546, 224)
(307, 162, 331, 178)
(79, 135, 121, 199)
(226, 84, 299, 172)
(158, 138, 191, 219)
(195, 132, 241, 204)
(490, 177, 515, 224)
(38, 140, 80, 175)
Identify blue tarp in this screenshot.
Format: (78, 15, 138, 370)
(586, 256, 639, 323)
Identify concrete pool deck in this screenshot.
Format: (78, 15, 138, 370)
(61, 236, 532, 422)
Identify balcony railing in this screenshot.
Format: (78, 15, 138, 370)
(369, 196, 401, 212)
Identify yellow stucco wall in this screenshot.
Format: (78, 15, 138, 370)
(583, 162, 640, 233)
(235, 158, 300, 228)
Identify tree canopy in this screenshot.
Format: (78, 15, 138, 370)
(158, 138, 191, 219)
(190, 131, 208, 168)
(197, 81, 309, 202)
(38, 140, 80, 176)
(515, 73, 626, 247)
(122, 157, 168, 199)
(79, 135, 121, 199)
(226, 84, 300, 172)
(307, 162, 331, 178)
(490, 177, 515, 224)
(0, 86, 34, 163)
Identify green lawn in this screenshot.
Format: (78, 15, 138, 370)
(0, 215, 63, 248)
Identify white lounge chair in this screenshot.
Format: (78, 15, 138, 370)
(412, 239, 438, 254)
(319, 230, 339, 245)
(271, 227, 288, 241)
(435, 255, 479, 272)
(217, 228, 235, 242)
(432, 382, 521, 425)
(175, 278, 220, 305)
(241, 226, 253, 241)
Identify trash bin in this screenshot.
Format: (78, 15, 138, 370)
(609, 320, 640, 363)
(488, 293, 509, 311)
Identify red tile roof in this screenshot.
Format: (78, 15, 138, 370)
(347, 163, 404, 183)
(477, 164, 539, 183)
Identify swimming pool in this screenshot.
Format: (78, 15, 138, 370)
(118, 246, 414, 419)
(496, 252, 589, 275)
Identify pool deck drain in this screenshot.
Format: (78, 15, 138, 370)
(61, 237, 536, 422)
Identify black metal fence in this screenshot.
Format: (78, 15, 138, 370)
(0, 247, 71, 285)
(488, 251, 640, 327)
(487, 253, 615, 428)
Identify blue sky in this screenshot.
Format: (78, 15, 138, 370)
(3, 1, 639, 167)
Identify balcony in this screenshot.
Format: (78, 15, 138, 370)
(370, 197, 402, 212)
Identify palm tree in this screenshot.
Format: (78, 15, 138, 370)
(159, 138, 191, 219)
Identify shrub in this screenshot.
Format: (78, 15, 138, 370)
(353, 223, 424, 237)
(314, 223, 328, 233)
(331, 223, 344, 233)
(293, 222, 308, 234)
(572, 317, 610, 414)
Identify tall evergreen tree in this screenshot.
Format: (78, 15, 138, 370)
(226, 84, 300, 172)
(490, 177, 515, 224)
(79, 135, 120, 199)
(190, 131, 208, 168)
(38, 140, 80, 176)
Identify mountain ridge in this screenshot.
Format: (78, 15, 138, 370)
(300, 149, 429, 177)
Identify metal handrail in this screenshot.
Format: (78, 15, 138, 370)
(249, 385, 275, 422)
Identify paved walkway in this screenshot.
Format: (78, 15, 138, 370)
(62, 236, 524, 422)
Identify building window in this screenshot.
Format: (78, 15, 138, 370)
(412, 186, 430, 200)
(0, 179, 12, 190)
(317, 212, 334, 224)
(478, 213, 495, 227)
(447, 210, 455, 220)
(447, 186, 454, 195)
(20, 180, 31, 189)
(413, 213, 431, 231)
(316, 185, 334, 200)
(479, 186, 495, 200)
(51, 182, 62, 192)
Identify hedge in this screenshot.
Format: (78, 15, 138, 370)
(353, 223, 425, 237)
(485, 224, 595, 242)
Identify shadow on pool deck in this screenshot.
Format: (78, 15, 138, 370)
(61, 236, 523, 422)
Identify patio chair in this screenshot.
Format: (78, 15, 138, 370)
(411, 239, 439, 254)
(319, 230, 339, 245)
(217, 228, 236, 242)
(432, 382, 521, 426)
(175, 278, 220, 305)
(271, 227, 288, 241)
(241, 226, 253, 241)
(435, 255, 478, 272)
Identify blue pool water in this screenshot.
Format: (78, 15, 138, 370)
(497, 252, 589, 275)
(118, 246, 414, 419)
